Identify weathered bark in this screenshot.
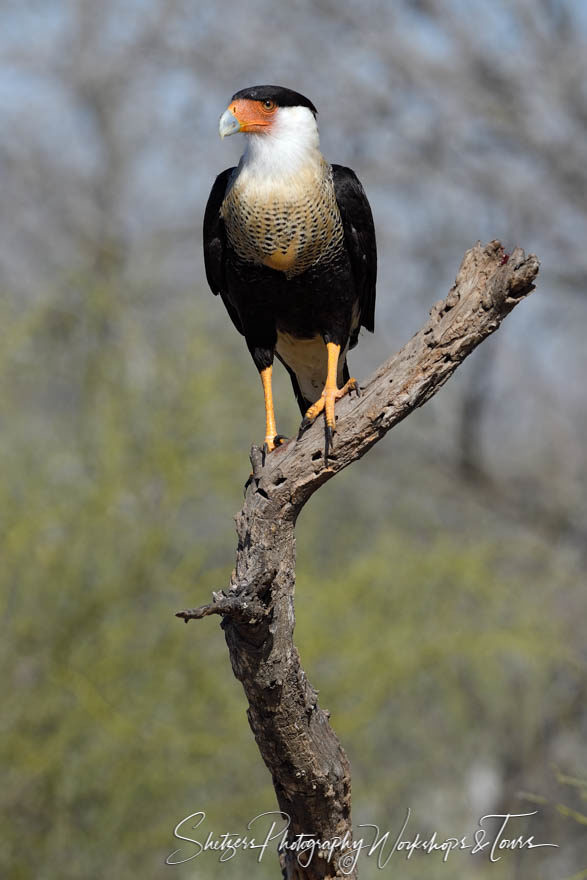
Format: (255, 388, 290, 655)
(178, 240, 539, 878)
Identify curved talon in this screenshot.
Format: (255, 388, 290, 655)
(298, 417, 312, 439)
(325, 425, 334, 459)
(262, 437, 275, 463)
(262, 433, 288, 463)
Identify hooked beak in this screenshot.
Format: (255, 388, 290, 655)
(219, 108, 241, 138)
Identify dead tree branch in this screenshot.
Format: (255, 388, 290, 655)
(177, 240, 539, 878)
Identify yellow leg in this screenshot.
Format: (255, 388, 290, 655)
(300, 342, 359, 451)
(260, 365, 279, 453)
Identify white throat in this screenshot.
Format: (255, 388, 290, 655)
(239, 105, 322, 182)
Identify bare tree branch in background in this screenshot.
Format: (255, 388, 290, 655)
(178, 241, 539, 879)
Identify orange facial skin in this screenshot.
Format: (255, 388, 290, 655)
(228, 98, 278, 133)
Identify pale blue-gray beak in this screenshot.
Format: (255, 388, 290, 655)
(219, 108, 241, 138)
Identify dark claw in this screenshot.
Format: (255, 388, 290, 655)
(325, 425, 334, 460)
(297, 417, 313, 439)
(261, 434, 288, 465)
(354, 383, 362, 398)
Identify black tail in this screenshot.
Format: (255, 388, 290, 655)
(288, 371, 312, 416)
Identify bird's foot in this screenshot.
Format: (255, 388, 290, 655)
(297, 377, 359, 457)
(262, 433, 288, 463)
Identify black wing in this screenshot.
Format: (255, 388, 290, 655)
(331, 165, 377, 341)
(202, 167, 244, 335)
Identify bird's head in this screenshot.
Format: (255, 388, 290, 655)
(219, 86, 320, 179)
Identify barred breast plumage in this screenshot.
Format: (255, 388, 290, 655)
(220, 159, 345, 278)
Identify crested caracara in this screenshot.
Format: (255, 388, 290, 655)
(203, 85, 376, 456)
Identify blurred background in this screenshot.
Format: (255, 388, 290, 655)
(1, 0, 586, 878)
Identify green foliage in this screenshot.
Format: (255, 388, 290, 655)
(0, 280, 273, 878)
(0, 280, 583, 879)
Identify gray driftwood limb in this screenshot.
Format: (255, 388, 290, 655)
(177, 240, 539, 878)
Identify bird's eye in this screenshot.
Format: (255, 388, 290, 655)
(262, 100, 276, 111)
